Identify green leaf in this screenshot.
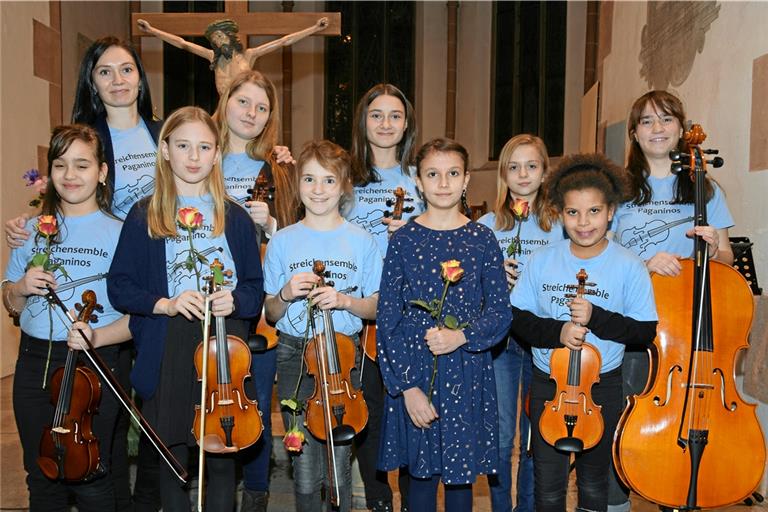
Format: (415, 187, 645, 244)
(443, 315, 458, 329)
(458, 322, 469, 329)
(280, 398, 300, 412)
(506, 241, 518, 257)
(409, 299, 432, 311)
(29, 253, 48, 268)
(196, 253, 209, 265)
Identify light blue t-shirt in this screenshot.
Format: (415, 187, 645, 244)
(613, 176, 734, 260)
(165, 195, 236, 297)
(477, 212, 565, 281)
(345, 165, 424, 256)
(223, 152, 265, 206)
(263, 220, 382, 337)
(110, 119, 158, 219)
(5, 211, 123, 341)
(510, 239, 657, 374)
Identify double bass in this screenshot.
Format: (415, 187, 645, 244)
(304, 260, 368, 506)
(538, 269, 604, 453)
(361, 187, 414, 361)
(37, 290, 103, 481)
(613, 125, 765, 509)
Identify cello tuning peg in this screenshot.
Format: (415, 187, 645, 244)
(703, 149, 719, 155)
(586, 282, 597, 287)
(326, 280, 335, 288)
(246, 188, 254, 196)
(564, 293, 576, 299)
(669, 150, 683, 162)
(383, 211, 392, 218)
(403, 206, 415, 213)
(385, 199, 395, 207)
(671, 163, 686, 175)
(708, 156, 724, 168)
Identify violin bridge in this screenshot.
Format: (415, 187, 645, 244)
(51, 427, 70, 434)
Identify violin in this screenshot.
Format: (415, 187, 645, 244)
(538, 269, 604, 453)
(37, 290, 103, 482)
(42, 287, 188, 483)
(613, 125, 765, 508)
(193, 258, 263, 454)
(304, 260, 368, 506)
(362, 187, 414, 362)
(248, 243, 278, 352)
(246, 173, 275, 205)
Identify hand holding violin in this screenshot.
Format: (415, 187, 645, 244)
(280, 272, 321, 302)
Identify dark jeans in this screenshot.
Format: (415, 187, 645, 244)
(240, 345, 278, 492)
(530, 366, 623, 512)
(111, 342, 133, 512)
(489, 339, 534, 512)
(276, 332, 361, 512)
(13, 332, 119, 512)
(408, 474, 472, 512)
(607, 348, 650, 511)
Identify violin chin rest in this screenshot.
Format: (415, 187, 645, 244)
(554, 436, 583, 454)
(200, 434, 238, 454)
(332, 424, 356, 444)
(247, 334, 268, 353)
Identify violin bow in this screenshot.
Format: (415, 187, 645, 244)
(44, 285, 189, 483)
(197, 293, 213, 512)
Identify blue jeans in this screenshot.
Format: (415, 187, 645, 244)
(489, 338, 534, 512)
(241, 346, 278, 492)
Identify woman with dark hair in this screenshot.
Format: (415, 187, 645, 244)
(346, 83, 424, 512)
(5, 36, 163, 512)
(607, 90, 734, 512)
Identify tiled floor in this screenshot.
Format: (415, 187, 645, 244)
(1, 374, 764, 511)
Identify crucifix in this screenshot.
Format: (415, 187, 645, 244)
(130, 2, 340, 145)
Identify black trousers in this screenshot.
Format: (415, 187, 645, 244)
(529, 365, 623, 512)
(13, 332, 119, 512)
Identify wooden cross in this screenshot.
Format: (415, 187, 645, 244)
(130, 2, 340, 146)
(130, 3, 340, 39)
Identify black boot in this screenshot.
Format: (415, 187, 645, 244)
(240, 489, 269, 512)
(370, 501, 393, 512)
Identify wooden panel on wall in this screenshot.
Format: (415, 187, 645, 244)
(750, 53, 768, 172)
(32, 18, 60, 84)
(580, 81, 599, 152)
(37, 145, 48, 175)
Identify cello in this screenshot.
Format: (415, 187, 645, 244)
(37, 290, 103, 481)
(304, 260, 368, 506)
(361, 187, 414, 361)
(538, 269, 604, 453)
(613, 125, 765, 509)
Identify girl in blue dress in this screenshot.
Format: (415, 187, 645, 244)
(3, 125, 131, 511)
(107, 106, 263, 511)
(477, 134, 563, 512)
(510, 153, 658, 512)
(377, 138, 512, 512)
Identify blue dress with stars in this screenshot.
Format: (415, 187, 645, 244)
(376, 221, 512, 484)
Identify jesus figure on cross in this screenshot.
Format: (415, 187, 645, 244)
(137, 16, 329, 94)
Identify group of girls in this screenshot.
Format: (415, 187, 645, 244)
(2, 33, 737, 512)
